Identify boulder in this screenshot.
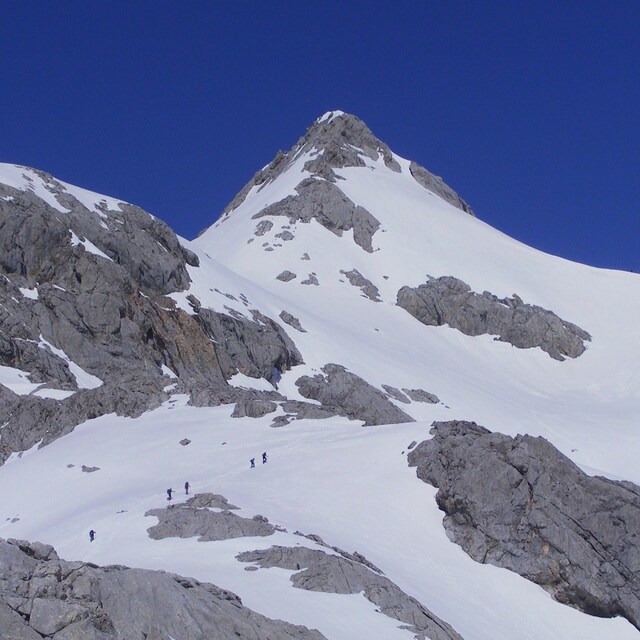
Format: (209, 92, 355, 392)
(408, 420, 640, 629)
(397, 276, 590, 360)
(296, 364, 414, 426)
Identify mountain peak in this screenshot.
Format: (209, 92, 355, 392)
(299, 110, 401, 175)
(217, 111, 474, 220)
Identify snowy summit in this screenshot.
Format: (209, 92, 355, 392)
(0, 112, 639, 640)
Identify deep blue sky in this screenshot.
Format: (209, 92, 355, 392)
(2, 1, 638, 271)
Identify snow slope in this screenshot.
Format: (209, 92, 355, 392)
(1, 401, 638, 640)
(1, 113, 639, 638)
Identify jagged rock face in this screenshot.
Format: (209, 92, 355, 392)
(193, 308, 304, 382)
(397, 276, 590, 360)
(0, 375, 167, 463)
(408, 420, 640, 630)
(0, 169, 307, 462)
(279, 311, 307, 333)
(255, 178, 380, 253)
(296, 364, 414, 426)
(409, 162, 475, 216)
(218, 112, 473, 254)
(0, 537, 325, 639)
(238, 545, 463, 640)
(0, 171, 198, 293)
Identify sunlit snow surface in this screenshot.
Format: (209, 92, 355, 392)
(1, 144, 640, 638)
(0, 402, 637, 640)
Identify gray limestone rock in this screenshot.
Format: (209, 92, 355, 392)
(0, 177, 236, 460)
(276, 270, 297, 282)
(271, 415, 292, 428)
(409, 162, 475, 216)
(238, 545, 463, 640)
(280, 400, 337, 421)
(254, 220, 273, 236)
(255, 178, 380, 253)
(185, 493, 239, 510)
(296, 364, 414, 426)
(408, 420, 640, 630)
(397, 276, 590, 360)
(81, 465, 100, 473)
(146, 496, 275, 541)
(301, 273, 319, 286)
(279, 310, 307, 333)
(0, 374, 168, 464)
(276, 230, 295, 241)
(231, 395, 278, 418)
(340, 269, 381, 301)
(0, 537, 325, 639)
(403, 388, 440, 404)
(193, 308, 303, 384)
(381, 385, 411, 404)
(217, 112, 472, 225)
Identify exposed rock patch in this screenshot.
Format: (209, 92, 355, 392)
(276, 270, 297, 282)
(255, 178, 380, 253)
(0, 537, 325, 639)
(296, 364, 414, 426)
(381, 385, 411, 404)
(254, 220, 273, 236)
(279, 311, 307, 333)
(231, 395, 278, 418)
(193, 308, 303, 383)
(146, 495, 275, 542)
(185, 493, 239, 510)
(403, 388, 439, 404)
(340, 269, 381, 301)
(409, 162, 474, 216)
(408, 420, 640, 630)
(238, 545, 463, 640)
(301, 273, 319, 286)
(397, 276, 590, 360)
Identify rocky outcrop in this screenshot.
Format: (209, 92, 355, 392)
(255, 178, 380, 253)
(296, 364, 414, 426)
(0, 374, 167, 464)
(397, 276, 590, 360)
(382, 385, 411, 404)
(408, 420, 640, 629)
(0, 537, 325, 639)
(191, 308, 304, 384)
(279, 311, 307, 333)
(340, 268, 381, 301)
(238, 545, 463, 640)
(403, 388, 439, 404)
(409, 162, 474, 216)
(218, 112, 472, 220)
(231, 395, 278, 418)
(146, 494, 275, 542)
(0, 169, 309, 463)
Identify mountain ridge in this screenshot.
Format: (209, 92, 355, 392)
(0, 112, 639, 639)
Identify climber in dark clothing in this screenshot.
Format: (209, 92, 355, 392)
(250, 458, 255, 468)
(167, 488, 173, 500)
(185, 481, 190, 495)
(262, 451, 268, 464)
(89, 529, 96, 542)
